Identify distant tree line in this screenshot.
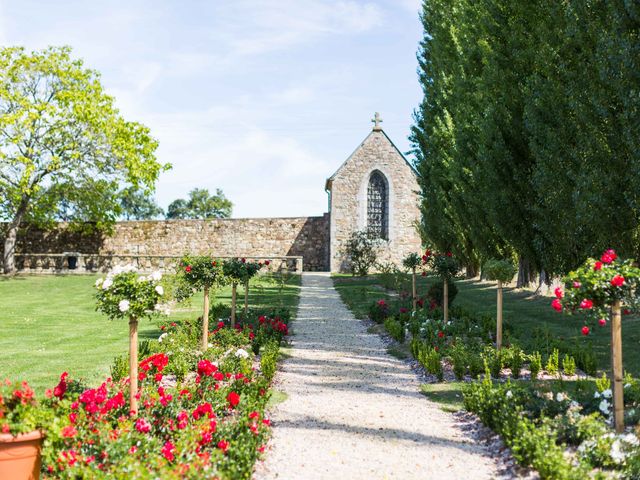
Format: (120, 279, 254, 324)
(119, 187, 233, 220)
(411, 0, 639, 286)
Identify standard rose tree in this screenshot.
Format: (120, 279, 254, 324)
(222, 258, 264, 326)
(552, 249, 640, 432)
(175, 255, 226, 350)
(95, 267, 166, 413)
(402, 252, 423, 311)
(483, 259, 517, 350)
(425, 252, 460, 323)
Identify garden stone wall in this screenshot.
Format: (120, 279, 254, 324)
(2, 215, 331, 271)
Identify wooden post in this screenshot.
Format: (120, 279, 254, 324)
(443, 278, 449, 323)
(244, 280, 249, 319)
(611, 300, 624, 433)
(496, 280, 503, 350)
(129, 316, 139, 414)
(202, 286, 210, 351)
(411, 267, 417, 311)
(231, 283, 237, 327)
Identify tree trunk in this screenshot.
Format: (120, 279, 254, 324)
(611, 300, 624, 433)
(443, 279, 449, 323)
(202, 286, 210, 351)
(129, 316, 139, 413)
(496, 280, 503, 350)
(411, 267, 417, 311)
(516, 256, 535, 288)
(231, 283, 237, 328)
(244, 280, 249, 319)
(3, 198, 29, 274)
(465, 262, 478, 279)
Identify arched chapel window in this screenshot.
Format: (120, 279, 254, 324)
(367, 170, 388, 240)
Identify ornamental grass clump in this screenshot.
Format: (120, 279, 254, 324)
(95, 266, 167, 412)
(176, 255, 226, 350)
(552, 248, 640, 432)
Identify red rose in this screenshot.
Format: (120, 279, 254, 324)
(437, 331, 444, 338)
(61, 425, 77, 438)
(241, 258, 246, 263)
(161, 441, 176, 461)
(446, 252, 453, 257)
(421, 271, 426, 277)
(573, 281, 581, 289)
(623, 309, 632, 315)
(594, 261, 603, 271)
(554, 287, 563, 299)
(227, 391, 240, 408)
(217, 440, 229, 453)
(579, 299, 593, 310)
(185, 266, 192, 273)
(399, 307, 408, 314)
(581, 326, 590, 336)
(551, 299, 562, 312)
(135, 418, 151, 434)
(598, 318, 607, 327)
(601, 249, 617, 264)
(265, 260, 271, 266)
(611, 275, 625, 287)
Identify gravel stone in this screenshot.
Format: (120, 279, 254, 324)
(256, 273, 504, 480)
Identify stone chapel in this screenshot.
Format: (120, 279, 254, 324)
(1, 114, 423, 273)
(326, 113, 422, 272)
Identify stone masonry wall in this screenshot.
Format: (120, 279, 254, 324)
(328, 129, 422, 272)
(4, 215, 331, 271)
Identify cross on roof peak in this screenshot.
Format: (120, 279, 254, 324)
(371, 112, 383, 131)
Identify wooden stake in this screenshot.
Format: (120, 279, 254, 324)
(244, 280, 249, 319)
(231, 283, 237, 327)
(202, 286, 210, 351)
(128, 316, 139, 414)
(412, 267, 418, 311)
(443, 279, 449, 323)
(611, 300, 624, 433)
(496, 280, 503, 350)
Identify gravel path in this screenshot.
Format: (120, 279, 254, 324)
(256, 273, 502, 480)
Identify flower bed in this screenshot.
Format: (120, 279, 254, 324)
(1, 310, 290, 479)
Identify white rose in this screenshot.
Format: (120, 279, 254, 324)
(556, 392, 568, 402)
(118, 300, 130, 312)
(155, 285, 164, 295)
(505, 390, 513, 399)
(150, 271, 162, 281)
(95, 278, 104, 287)
(102, 279, 113, 290)
(602, 389, 612, 398)
(235, 348, 249, 359)
(158, 333, 168, 343)
(599, 399, 611, 415)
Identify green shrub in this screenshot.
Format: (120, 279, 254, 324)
(595, 372, 611, 393)
(483, 258, 517, 283)
(369, 300, 390, 323)
(450, 344, 467, 380)
(261, 339, 280, 383)
(482, 346, 503, 378)
(412, 339, 443, 381)
(468, 352, 485, 379)
(341, 230, 378, 276)
(506, 345, 524, 379)
(427, 280, 458, 307)
(110, 355, 128, 382)
(573, 345, 598, 376)
(562, 354, 576, 376)
(530, 351, 542, 380)
(546, 348, 560, 377)
(384, 317, 405, 343)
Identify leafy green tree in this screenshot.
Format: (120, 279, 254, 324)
(166, 188, 233, 219)
(0, 46, 168, 273)
(118, 186, 164, 220)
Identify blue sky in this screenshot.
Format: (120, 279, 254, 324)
(1, 0, 423, 218)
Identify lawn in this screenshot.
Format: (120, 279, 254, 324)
(333, 274, 640, 376)
(0, 273, 300, 392)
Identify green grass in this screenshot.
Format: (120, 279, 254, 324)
(420, 382, 465, 412)
(333, 273, 640, 376)
(0, 273, 300, 392)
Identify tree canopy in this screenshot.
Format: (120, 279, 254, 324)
(411, 0, 640, 283)
(0, 46, 169, 272)
(166, 188, 233, 219)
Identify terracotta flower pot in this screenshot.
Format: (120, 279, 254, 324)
(0, 430, 43, 480)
